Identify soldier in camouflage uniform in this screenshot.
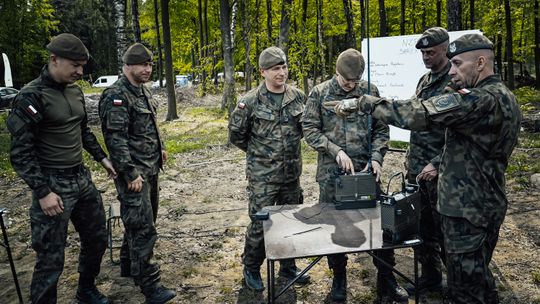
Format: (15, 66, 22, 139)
(99, 43, 176, 304)
(6, 33, 115, 304)
(228, 46, 309, 292)
(404, 27, 452, 294)
(303, 49, 408, 303)
(336, 34, 521, 304)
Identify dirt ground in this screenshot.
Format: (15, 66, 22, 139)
(1, 92, 539, 304)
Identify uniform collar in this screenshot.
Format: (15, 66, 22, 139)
(475, 74, 501, 88)
(257, 82, 295, 109)
(119, 75, 145, 97)
(40, 65, 68, 90)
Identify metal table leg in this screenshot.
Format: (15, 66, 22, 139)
(1, 209, 24, 304)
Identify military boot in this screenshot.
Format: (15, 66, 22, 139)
(143, 284, 176, 304)
(377, 273, 409, 303)
(76, 285, 110, 304)
(243, 267, 264, 291)
(404, 266, 443, 295)
(120, 258, 131, 277)
(279, 260, 310, 285)
(330, 269, 347, 302)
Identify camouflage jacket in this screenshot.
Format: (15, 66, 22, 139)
(366, 75, 521, 227)
(228, 82, 305, 183)
(6, 66, 106, 199)
(303, 76, 389, 182)
(99, 76, 164, 182)
(407, 61, 451, 176)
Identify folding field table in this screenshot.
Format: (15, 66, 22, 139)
(263, 203, 421, 303)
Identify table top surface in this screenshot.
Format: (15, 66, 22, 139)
(263, 203, 386, 260)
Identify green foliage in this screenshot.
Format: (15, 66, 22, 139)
(513, 86, 540, 113)
(162, 106, 228, 154)
(389, 140, 409, 150)
(0, 113, 15, 178)
(0, 0, 58, 87)
(507, 132, 540, 190)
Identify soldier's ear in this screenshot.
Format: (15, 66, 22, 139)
(476, 56, 486, 71)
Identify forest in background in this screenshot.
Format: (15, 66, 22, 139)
(1, 0, 540, 113)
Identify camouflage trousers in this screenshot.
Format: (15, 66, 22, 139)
(115, 173, 161, 290)
(318, 179, 397, 277)
(410, 176, 444, 277)
(29, 166, 107, 304)
(242, 179, 303, 271)
(442, 214, 504, 304)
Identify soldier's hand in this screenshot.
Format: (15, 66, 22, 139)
(443, 80, 460, 93)
(357, 94, 382, 113)
(101, 158, 117, 179)
(418, 163, 437, 181)
(128, 175, 144, 192)
(362, 161, 382, 182)
(334, 98, 359, 117)
(162, 150, 168, 163)
(336, 150, 355, 174)
(39, 192, 64, 216)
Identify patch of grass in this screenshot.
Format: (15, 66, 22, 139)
(514, 86, 540, 113)
(181, 266, 199, 278)
(0, 113, 15, 178)
(532, 269, 540, 285)
(389, 140, 409, 150)
(349, 291, 377, 303)
(301, 140, 318, 164)
(183, 106, 225, 119)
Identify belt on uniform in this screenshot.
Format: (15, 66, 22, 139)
(41, 164, 84, 175)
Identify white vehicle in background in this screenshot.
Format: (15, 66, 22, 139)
(92, 75, 119, 88)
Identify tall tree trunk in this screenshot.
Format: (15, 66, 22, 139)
(470, 0, 475, 29)
(131, 0, 141, 42)
(447, 0, 462, 30)
(153, 0, 163, 86)
(504, 0, 514, 89)
(359, 0, 366, 40)
(113, 0, 127, 73)
(496, 33, 503, 76)
(518, 7, 525, 76)
(535, 0, 540, 89)
(255, 0, 262, 77)
(161, 0, 178, 120)
(266, 0, 273, 44)
(421, 1, 426, 30)
(400, 0, 406, 35)
(278, 0, 292, 55)
(220, 0, 237, 113)
(378, 0, 388, 36)
(302, 0, 309, 93)
(198, 0, 207, 96)
(240, 0, 252, 91)
(343, 0, 357, 48)
(436, 0, 442, 26)
(316, 0, 325, 81)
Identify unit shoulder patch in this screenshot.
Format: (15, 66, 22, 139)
(429, 94, 460, 113)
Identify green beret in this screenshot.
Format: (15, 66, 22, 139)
(46, 33, 89, 61)
(415, 27, 449, 49)
(447, 34, 494, 58)
(336, 48, 365, 80)
(122, 43, 153, 65)
(259, 46, 287, 69)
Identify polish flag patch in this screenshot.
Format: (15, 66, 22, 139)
(26, 105, 38, 116)
(458, 88, 471, 95)
(237, 102, 246, 109)
(113, 99, 123, 106)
